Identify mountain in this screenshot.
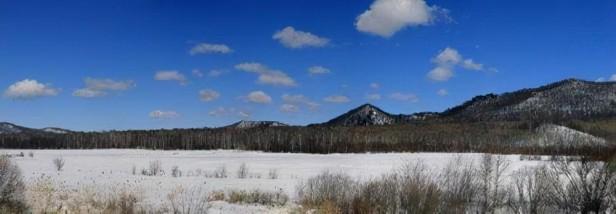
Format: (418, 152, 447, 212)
(527, 124, 608, 147)
(441, 79, 616, 122)
(224, 120, 288, 129)
(320, 104, 417, 126)
(0, 122, 71, 135)
(41, 127, 72, 134)
(0, 122, 31, 134)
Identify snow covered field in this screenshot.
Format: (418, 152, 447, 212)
(1, 149, 546, 213)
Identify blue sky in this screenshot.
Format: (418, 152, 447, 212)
(1, 0, 615, 131)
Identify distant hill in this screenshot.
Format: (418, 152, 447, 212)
(0, 122, 71, 135)
(224, 120, 288, 129)
(440, 79, 616, 122)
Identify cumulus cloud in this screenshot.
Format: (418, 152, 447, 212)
(355, 0, 447, 38)
(324, 95, 350, 103)
(235, 62, 297, 87)
(427, 47, 488, 82)
(280, 104, 299, 113)
(149, 110, 180, 119)
(308, 66, 331, 76)
(199, 89, 220, 102)
(243, 91, 272, 104)
(4, 79, 59, 99)
(189, 43, 233, 55)
(365, 93, 381, 100)
(390, 92, 419, 102)
(273, 26, 329, 49)
(154, 70, 187, 84)
(282, 94, 320, 111)
(437, 89, 448, 96)
(73, 78, 135, 98)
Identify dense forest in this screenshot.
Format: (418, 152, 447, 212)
(1, 120, 614, 158)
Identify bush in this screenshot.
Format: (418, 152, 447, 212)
(0, 156, 27, 212)
(28, 152, 33, 158)
(297, 171, 357, 212)
(167, 185, 209, 214)
(237, 163, 248, 179)
(53, 157, 65, 171)
(171, 166, 182, 178)
(268, 169, 279, 179)
(228, 189, 288, 206)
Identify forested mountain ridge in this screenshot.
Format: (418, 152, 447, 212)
(1, 78, 616, 157)
(440, 78, 616, 122)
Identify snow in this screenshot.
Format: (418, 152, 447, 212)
(1, 149, 545, 213)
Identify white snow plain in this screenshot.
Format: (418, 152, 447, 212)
(1, 149, 546, 213)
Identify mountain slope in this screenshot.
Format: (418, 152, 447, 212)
(441, 79, 616, 121)
(0, 122, 71, 134)
(322, 104, 398, 126)
(224, 120, 288, 129)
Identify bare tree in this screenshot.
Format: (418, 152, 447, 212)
(506, 166, 549, 214)
(438, 156, 478, 213)
(53, 157, 65, 171)
(544, 158, 615, 214)
(477, 154, 511, 213)
(0, 156, 27, 212)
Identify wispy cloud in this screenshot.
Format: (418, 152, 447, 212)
(4, 79, 59, 100)
(73, 78, 134, 98)
(308, 66, 331, 76)
(243, 90, 272, 104)
(324, 95, 351, 103)
(437, 89, 448, 96)
(273, 26, 329, 49)
(154, 70, 187, 85)
(149, 110, 180, 119)
(390, 92, 419, 102)
(189, 43, 233, 55)
(199, 89, 220, 102)
(235, 62, 297, 87)
(282, 94, 320, 112)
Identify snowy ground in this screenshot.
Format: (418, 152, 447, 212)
(1, 149, 546, 213)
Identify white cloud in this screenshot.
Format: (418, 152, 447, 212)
(235, 62, 297, 87)
(461, 59, 483, 71)
(280, 104, 299, 113)
(437, 89, 448, 96)
(308, 66, 331, 76)
(244, 91, 272, 104)
(189, 43, 233, 55)
(365, 93, 381, 100)
(282, 94, 320, 111)
(73, 88, 106, 98)
(154, 70, 187, 84)
(355, 0, 446, 38)
(273, 26, 329, 49)
(369, 82, 380, 89)
(427, 67, 453, 81)
(390, 92, 419, 102)
(4, 79, 59, 99)
(149, 110, 180, 119)
(73, 78, 135, 98)
(199, 89, 220, 102)
(324, 95, 350, 103)
(427, 47, 488, 81)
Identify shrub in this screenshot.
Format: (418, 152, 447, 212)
(214, 165, 227, 178)
(0, 156, 27, 212)
(53, 157, 65, 171)
(171, 166, 182, 178)
(28, 152, 34, 158)
(297, 171, 357, 212)
(268, 169, 279, 179)
(228, 189, 288, 206)
(167, 185, 209, 214)
(237, 163, 248, 179)
(147, 160, 162, 176)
